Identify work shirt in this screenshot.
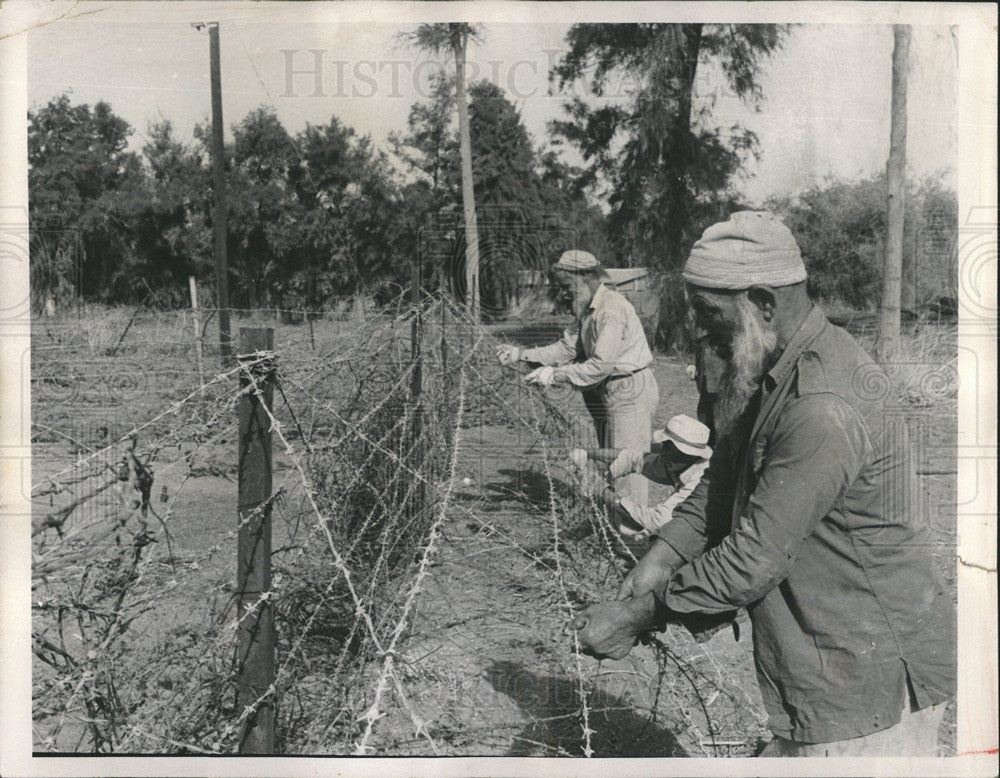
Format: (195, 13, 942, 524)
(653, 305, 956, 743)
(521, 283, 653, 388)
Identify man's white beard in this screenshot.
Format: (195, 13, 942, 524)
(714, 296, 780, 439)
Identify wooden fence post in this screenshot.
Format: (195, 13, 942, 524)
(189, 276, 206, 386)
(237, 327, 275, 754)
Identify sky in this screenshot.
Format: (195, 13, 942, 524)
(24, 6, 959, 205)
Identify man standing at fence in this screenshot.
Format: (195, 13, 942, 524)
(497, 250, 659, 509)
(570, 212, 956, 757)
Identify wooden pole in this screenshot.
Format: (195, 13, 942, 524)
(453, 28, 480, 322)
(879, 24, 910, 359)
(237, 327, 275, 754)
(189, 276, 206, 386)
(209, 22, 232, 366)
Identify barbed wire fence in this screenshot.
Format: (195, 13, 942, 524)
(30, 291, 768, 756)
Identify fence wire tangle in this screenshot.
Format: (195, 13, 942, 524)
(30, 294, 768, 756)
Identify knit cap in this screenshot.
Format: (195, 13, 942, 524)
(683, 211, 806, 290)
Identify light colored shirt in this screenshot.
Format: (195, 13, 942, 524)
(618, 459, 709, 533)
(520, 283, 653, 388)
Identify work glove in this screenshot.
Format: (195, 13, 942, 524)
(609, 448, 645, 479)
(568, 448, 588, 471)
(578, 466, 609, 499)
(523, 365, 556, 386)
(496, 344, 521, 366)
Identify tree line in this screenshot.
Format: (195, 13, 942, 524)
(28, 23, 956, 340)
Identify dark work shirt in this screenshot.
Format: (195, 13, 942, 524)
(654, 305, 956, 743)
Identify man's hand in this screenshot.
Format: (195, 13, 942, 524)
(524, 366, 556, 386)
(570, 594, 658, 660)
(496, 344, 521, 366)
(614, 497, 648, 537)
(609, 448, 646, 479)
(617, 538, 681, 600)
(586, 448, 622, 466)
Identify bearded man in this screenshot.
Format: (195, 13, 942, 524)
(571, 212, 956, 757)
(497, 250, 659, 508)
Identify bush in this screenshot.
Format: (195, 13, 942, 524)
(768, 172, 957, 311)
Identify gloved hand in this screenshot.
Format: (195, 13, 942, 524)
(609, 448, 645, 479)
(496, 344, 521, 366)
(523, 365, 556, 386)
(568, 448, 588, 471)
(578, 466, 609, 499)
(685, 364, 697, 380)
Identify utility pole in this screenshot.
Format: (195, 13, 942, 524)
(879, 24, 910, 359)
(194, 21, 232, 366)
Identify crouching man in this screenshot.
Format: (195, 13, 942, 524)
(572, 414, 712, 539)
(571, 212, 955, 757)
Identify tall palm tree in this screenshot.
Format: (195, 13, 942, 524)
(880, 24, 910, 358)
(403, 23, 484, 320)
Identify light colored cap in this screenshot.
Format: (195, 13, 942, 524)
(553, 250, 610, 279)
(653, 414, 712, 458)
(683, 211, 806, 290)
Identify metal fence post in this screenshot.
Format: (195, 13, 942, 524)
(237, 327, 275, 753)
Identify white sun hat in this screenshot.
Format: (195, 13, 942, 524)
(653, 414, 712, 458)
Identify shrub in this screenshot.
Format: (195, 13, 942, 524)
(768, 171, 957, 311)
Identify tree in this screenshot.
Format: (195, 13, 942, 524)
(390, 70, 462, 292)
(768, 170, 956, 312)
(466, 80, 543, 314)
(225, 107, 301, 308)
(126, 120, 212, 302)
(402, 23, 485, 319)
(393, 72, 611, 315)
(294, 116, 411, 306)
(389, 70, 458, 210)
(550, 24, 789, 345)
(28, 95, 144, 304)
(769, 177, 888, 309)
(536, 148, 611, 268)
(879, 25, 910, 358)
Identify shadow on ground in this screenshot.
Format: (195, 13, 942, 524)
(485, 659, 687, 757)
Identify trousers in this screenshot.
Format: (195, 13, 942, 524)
(759, 684, 947, 757)
(582, 369, 659, 508)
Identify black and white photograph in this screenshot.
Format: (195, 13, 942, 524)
(0, 1, 996, 775)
